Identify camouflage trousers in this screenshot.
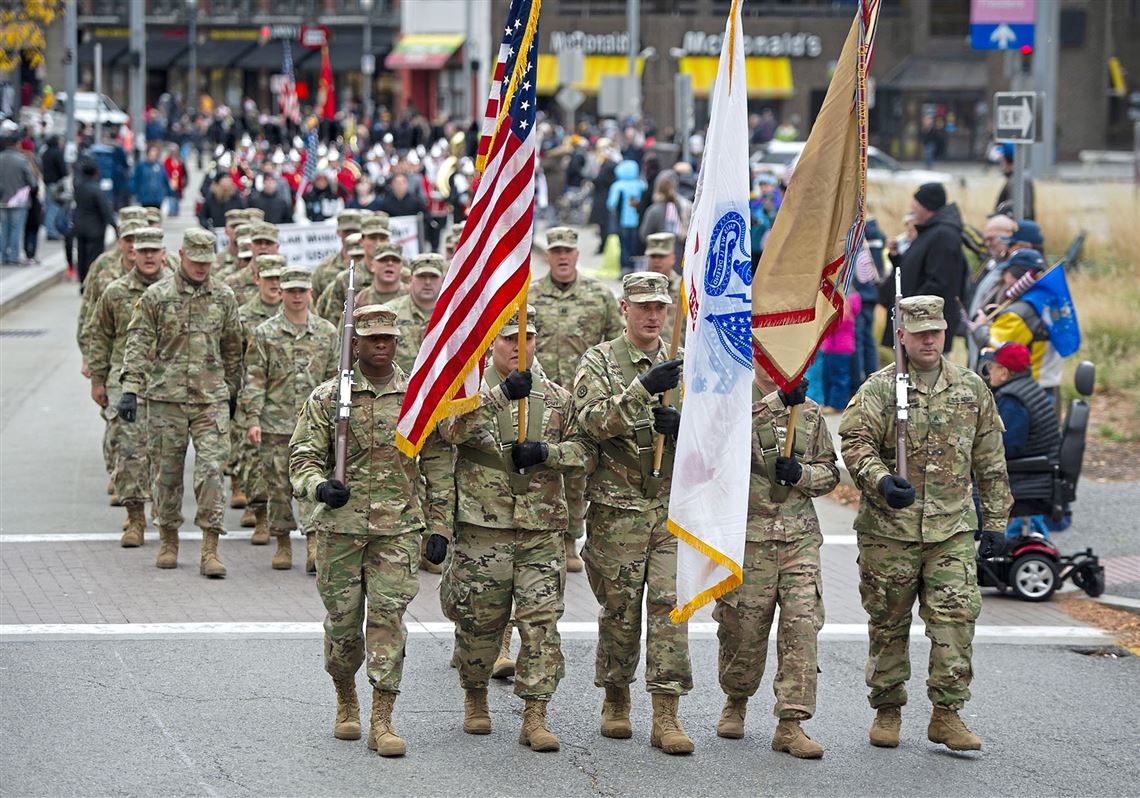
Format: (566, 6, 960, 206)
(564, 473, 587, 543)
(237, 432, 267, 510)
(146, 400, 230, 533)
(857, 530, 981, 711)
(101, 411, 115, 477)
(261, 433, 314, 536)
(712, 536, 824, 720)
(441, 523, 566, 700)
(582, 503, 692, 696)
(105, 388, 151, 504)
(316, 531, 420, 692)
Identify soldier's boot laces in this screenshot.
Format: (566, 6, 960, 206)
(305, 533, 317, 574)
(600, 685, 632, 739)
(928, 707, 982, 751)
(239, 505, 257, 528)
(650, 694, 694, 755)
(271, 534, 293, 570)
(491, 622, 516, 679)
(155, 527, 179, 569)
(772, 719, 824, 759)
(518, 699, 560, 752)
(230, 476, 247, 510)
(121, 502, 146, 548)
(564, 538, 584, 573)
(869, 706, 901, 748)
(463, 688, 492, 735)
(716, 696, 748, 739)
(250, 506, 270, 544)
(332, 676, 361, 741)
(199, 531, 227, 578)
(418, 537, 442, 574)
(367, 689, 406, 757)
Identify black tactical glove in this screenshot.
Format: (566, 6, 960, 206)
(775, 456, 803, 486)
(511, 441, 549, 470)
(976, 530, 1007, 559)
(638, 358, 683, 395)
(878, 474, 916, 509)
(652, 405, 681, 436)
(117, 392, 138, 423)
(228, 396, 238, 419)
(777, 379, 809, 407)
(316, 479, 351, 509)
(500, 369, 533, 401)
(424, 533, 449, 565)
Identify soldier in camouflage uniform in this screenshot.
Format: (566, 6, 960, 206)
(352, 242, 409, 311)
(226, 221, 279, 307)
(118, 228, 244, 578)
(840, 295, 1011, 752)
(316, 212, 389, 319)
(531, 226, 624, 572)
(86, 227, 172, 545)
(644, 233, 684, 345)
(78, 205, 147, 313)
(573, 272, 694, 755)
(315, 234, 368, 322)
(713, 372, 838, 758)
(438, 306, 595, 751)
(387, 253, 442, 374)
(214, 208, 249, 279)
(238, 265, 339, 571)
(290, 304, 454, 758)
(145, 207, 181, 274)
(310, 209, 363, 301)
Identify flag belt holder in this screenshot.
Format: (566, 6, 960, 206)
(599, 416, 672, 500)
(754, 417, 808, 504)
(455, 386, 547, 496)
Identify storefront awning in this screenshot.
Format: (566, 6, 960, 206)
(534, 54, 644, 96)
(143, 36, 189, 70)
(384, 34, 464, 70)
(881, 56, 987, 91)
(678, 56, 793, 99)
(173, 38, 257, 69)
(78, 38, 129, 66)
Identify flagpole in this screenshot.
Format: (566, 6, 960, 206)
(782, 405, 799, 458)
(652, 298, 686, 473)
(516, 278, 529, 442)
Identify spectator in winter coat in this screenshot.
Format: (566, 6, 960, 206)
(73, 158, 116, 286)
(638, 170, 690, 263)
(40, 135, 68, 241)
(130, 144, 170, 209)
(249, 174, 294, 225)
(606, 159, 647, 274)
(819, 292, 862, 411)
(162, 146, 186, 217)
(0, 134, 36, 265)
(198, 172, 246, 230)
(378, 172, 426, 219)
(302, 172, 341, 222)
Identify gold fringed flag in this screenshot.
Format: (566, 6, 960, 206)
(751, 0, 880, 390)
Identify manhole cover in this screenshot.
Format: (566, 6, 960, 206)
(0, 329, 47, 338)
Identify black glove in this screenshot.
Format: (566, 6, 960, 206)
(511, 441, 549, 470)
(117, 392, 138, 423)
(777, 379, 809, 407)
(652, 405, 681, 436)
(638, 358, 683, 395)
(424, 533, 449, 565)
(775, 456, 803, 486)
(316, 479, 351, 509)
(977, 530, 1007, 559)
(878, 474, 916, 509)
(228, 396, 238, 419)
(500, 370, 532, 401)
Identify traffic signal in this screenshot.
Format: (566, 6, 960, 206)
(1019, 43, 1033, 74)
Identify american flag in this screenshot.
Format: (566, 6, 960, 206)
(396, 0, 540, 457)
(301, 126, 319, 193)
(279, 41, 300, 126)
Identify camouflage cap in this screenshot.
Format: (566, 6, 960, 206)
(410, 252, 445, 277)
(133, 227, 165, 250)
(236, 237, 253, 259)
(119, 219, 148, 238)
(345, 232, 365, 259)
(336, 209, 363, 232)
(119, 206, 147, 224)
(622, 272, 672, 304)
(898, 295, 947, 333)
(645, 232, 675, 256)
(183, 228, 218, 263)
(233, 222, 253, 241)
(500, 304, 537, 337)
(361, 213, 390, 235)
(353, 303, 400, 337)
(250, 221, 278, 243)
(224, 208, 246, 226)
(374, 243, 404, 262)
(545, 226, 578, 250)
(245, 207, 266, 222)
(146, 207, 162, 226)
(255, 254, 286, 279)
(279, 265, 312, 290)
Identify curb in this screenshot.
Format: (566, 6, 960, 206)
(1093, 593, 1140, 616)
(0, 248, 69, 318)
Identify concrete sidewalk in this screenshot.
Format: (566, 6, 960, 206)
(0, 237, 69, 316)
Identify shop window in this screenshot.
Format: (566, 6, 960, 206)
(928, 0, 970, 37)
(1059, 9, 1086, 47)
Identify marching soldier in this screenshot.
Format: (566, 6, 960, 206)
(713, 372, 838, 758)
(310, 209, 363, 300)
(213, 208, 248, 278)
(644, 233, 683, 343)
(531, 226, 624, 572)
(146, 206, 181, 274)
(78, 205, 147, 308)
(573, 272, 693, 755)
(316, 233, 366, 321)
(353, 242, 408, 310)
(315, 212, 389, 319)
(443, 222, 464, 261)
(118, 228, 244, 577)
(237, 265, 338, 571)
(289, 304, 454, 758)
(840, 296, 1011, 752)
(388, 254, 443, 382)
(226, 221, 279, 306)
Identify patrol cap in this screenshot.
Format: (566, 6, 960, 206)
(545, 226, 578, 250)
(146, 207, 162, 226)
(250, 221, 279, 243)
(361, 213, 390, 236)
(255, 254, 286, 279)
(236, 237, 253, 259)
(353, 303, 401, 337)
(224, 208, 246, 226)
(898, 295, 947, 333)
(500, 304, 537, 337)
(622, 272, 673, 305)
(374, 243, 404, 262)
(1000, 249, 1046, 278)
(233, 222, 253, 241)
(345, 232, 365, 259)
(119, 219, 147, 238)
(1003, 219, 1043, 248)
(336, 209, 363, 232)
(645, 233, 675, 256)
(245, 207, 266, 222)
(410, 253, 445, 277)
(119, 206, 147, 224)
(183, 228, 218, 263)
(279, 265, 312, 290)
(133, 227, 165, 250)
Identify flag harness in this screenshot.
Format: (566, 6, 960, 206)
(456, 368, 548, 496)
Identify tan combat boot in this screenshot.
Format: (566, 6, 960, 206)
(869, 706, 901, 748)
(650, 694, 695, 754)
(332, 675, 361, 740)
(565, 538, 584, 573)
(463, 688, 492, 735)
(250, 506, 270, 544)
(367, 689, 406, 757)
(716, 696, 748, 739)
(491, 622, 515, 679)
(199, 531, 227, 578)
(271, 534, 292, 570)
(419, 537, 442, 574)
(121, 502, 146, 548)
(230, 476, 247, 510)
(518, 699, 560, 752)
(927, 707, 982, 751)
(772, 719, 824, 759)
(305, 533, 317, 574)
(239, 506, 257, 528)
(109, 493, 123, 507)
(106, 478, 115, 496)
(600, 685, 632, 739)
(155, 526, 179, 569)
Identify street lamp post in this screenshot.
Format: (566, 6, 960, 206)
(627, 0, 641, 119)
(187, 0, 198, 115)
(361, 0, 374, 122)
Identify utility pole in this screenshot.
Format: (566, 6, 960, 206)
(94, 43, 103, 144)
(187, 0, 198, 116)
(129, 0, 146, 160)
(64, 0, 78, 162)
(461, 0, 473, 120)
(627, 0, 640, 120)
(361, 0, 374, 122)
(1031, 0, 1058, 177)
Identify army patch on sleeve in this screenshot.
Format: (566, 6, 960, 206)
(577, 383, 588, 398)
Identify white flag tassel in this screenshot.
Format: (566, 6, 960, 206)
(668, 0, 751, 623)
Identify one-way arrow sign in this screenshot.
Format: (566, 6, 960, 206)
(994, 91, 1039, 143)
(990, 23, 1018, 48)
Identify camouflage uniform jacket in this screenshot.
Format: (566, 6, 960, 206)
(120, 271, 243, 404)
(439, 371, 594, 532)
(289, 365, 455, 539)
(77, 249, 124, 354)
(86, 268, 167, 389)
(225, 266, 259, 308)
(839, 357, 1012, 543)
(748, 390, 839, 543)
(385, 293, 431, 374)
(530, 272, 625, 387)
(574, 334, 680, 512)
(316, 260, 375, 320)
(237, 312, 340, 435)
(238, 295, 281, 353)
(214, 250, 238, 279)
(309, 251, 346, 302)
(352, 283, 408, 313)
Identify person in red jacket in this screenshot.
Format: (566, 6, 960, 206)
(162, 145, 187, 217)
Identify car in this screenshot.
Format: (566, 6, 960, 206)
(749, 141, 954, 187)
(17, 92, 129, 137)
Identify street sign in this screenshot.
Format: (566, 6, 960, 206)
(300, 24, 328, 48)
(558, 49, 585, 87)
(970, 0, 1035, 51)
(555, 86, 585, 112)
(994, 91, 1038, 143)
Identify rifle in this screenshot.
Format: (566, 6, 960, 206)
(334, 261, 357, 482)
(892, 264, 908, 480)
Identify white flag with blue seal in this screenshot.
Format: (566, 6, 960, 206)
(668, 0, 751, 622)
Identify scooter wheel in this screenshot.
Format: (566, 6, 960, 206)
(1074, 564, 1106, 598)
(1010, 553, 1059, 602)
